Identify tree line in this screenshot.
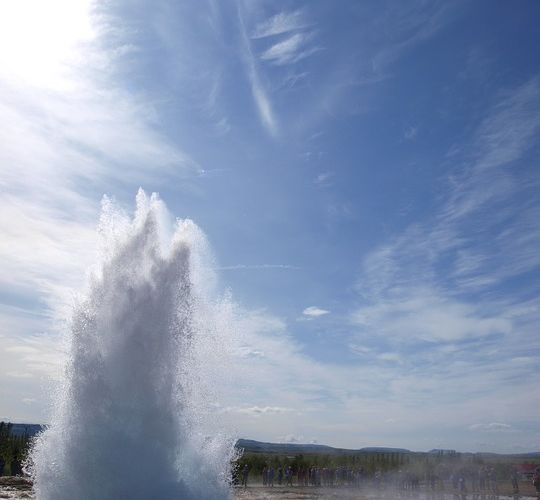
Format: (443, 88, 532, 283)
(233, 449, 519, 482)
(0, 422, 32, 476)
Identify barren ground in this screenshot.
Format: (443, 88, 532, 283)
(1, 477, 538, 499)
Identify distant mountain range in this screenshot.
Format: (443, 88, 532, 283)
(6, 423, 44, 436)
(235, 439, 540, 458)
(3, 423, 540, 458)
(235, 439, 410, 455)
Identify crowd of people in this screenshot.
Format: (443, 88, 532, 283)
(238, 462, 540, 496)
(261, 465, 370, 488)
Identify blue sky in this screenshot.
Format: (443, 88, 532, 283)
(1, 0, 540, 453)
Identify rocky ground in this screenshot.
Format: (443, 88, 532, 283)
(0, 478, 33, 499)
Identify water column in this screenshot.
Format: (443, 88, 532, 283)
(29, 190, 234, 500)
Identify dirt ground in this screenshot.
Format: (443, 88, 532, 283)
(1, 477, 538, 499)
(234, 486, 413, 499)
(233, 484, 539, 500)
(234, 486, 379, 499)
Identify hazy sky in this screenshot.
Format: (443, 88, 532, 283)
(1, 0, 540, 453)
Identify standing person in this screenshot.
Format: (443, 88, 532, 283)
(278, 465, 283, 485)
(262, 465, 268, 486)
(458, 473, 467, 496)
(286, 465, 293, 486)
(0, 456, 5, 476)
(470, 466, 478, 494)
(510, 468, 519, 494)
(487, 466, 498, 495)
(241, 464, 249, 489)
(533, 467, 540, 497)
(268, 466, 275, 487)
(478, 466, 486, 492)
(374, 469, 382, 490)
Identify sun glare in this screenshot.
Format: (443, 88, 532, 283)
(0, 0, 95, 89)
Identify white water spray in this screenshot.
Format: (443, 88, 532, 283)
(29, 190, 236, 499)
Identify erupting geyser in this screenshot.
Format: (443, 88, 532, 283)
(29, 190, 236, 499)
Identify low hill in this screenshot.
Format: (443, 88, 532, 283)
(235, 439, 410, 455)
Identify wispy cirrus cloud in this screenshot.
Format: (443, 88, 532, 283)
(236, 4, 321, 134)
(349, 75, 540, 432)
(472, 77, 540, 172)
(251, 9, 309, 39)
(0, 1, 201, 421)
(356, 75, 540, 309)
(201, 73, 232, 136)
(0, 25, 196, 314)
(216, 264, 299, 271)
(260, 33, 320, 66)
(371, 2, 457, 73)
(237, 3, 278, 135)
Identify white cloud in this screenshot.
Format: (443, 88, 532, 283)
(234, 406, 293, 417)
(443, 77, 540, 223)
(303, 306, 330, 317)
(237, 6, 278, 135)
(260, 33, 319, 66)
(0, 5, 197, 302)
(278, 434, 304, 443)
(200, 74, 232, 136)
(352, 288, 511, 342)
(1, 1, 539, 455)
(216, 264, 299, 271)
(404, 126, 418, 140)
(314, 171, 334, 186)
(371, 3, 455, 73)
(251, 78, 278, 134)
(377, 352, 401, 363)
(0, 1, 202, 422)
(0, 326, 65, 421)
(473, 77, 540, 172)
(0, 195, 96, 316)
(251, 10, 309, 39)
(342, 76, 540, 452)
(348, 344, 373, 355)
(354, 77, 540, 330)
(469, 423, 513, 433)
(0, 312, 65, 383)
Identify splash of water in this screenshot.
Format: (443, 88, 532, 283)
(29, 190, 236, 499)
